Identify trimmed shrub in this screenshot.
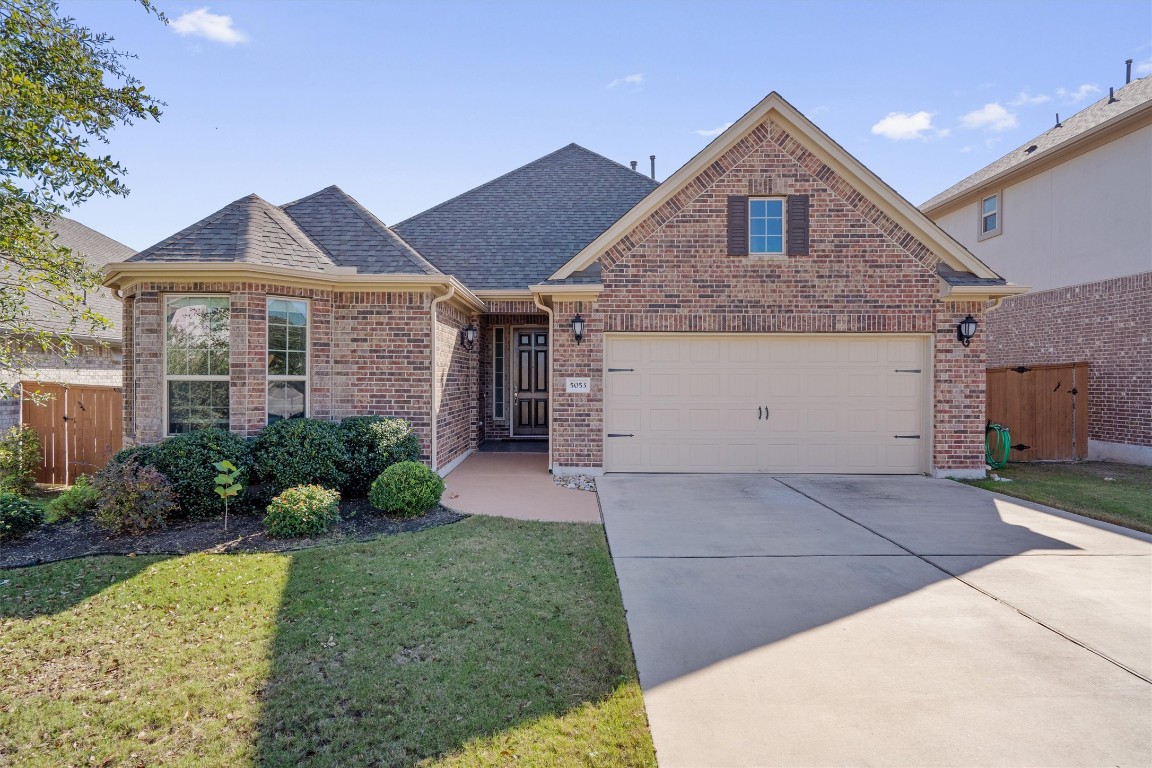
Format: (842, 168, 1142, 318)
(263, 485, 341, 538)
(369, 461, 444, 518)
(0, 425, 41, 496)
(109, 443, 159, 469)
(251, 418, 349, 496)
(91, 459, 178, 535)
(0, 493, 44, 541)
(45, 475, 100, 521)
(340, 416, 421, 497)
(143, 429, 250, 520)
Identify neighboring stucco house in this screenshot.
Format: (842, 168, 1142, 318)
(923, 75, 1152, 465)
(104, 93, 1023, 478)
(0, 217, 133, 432)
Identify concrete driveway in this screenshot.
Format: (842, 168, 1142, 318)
(598, 474, 1152, 767)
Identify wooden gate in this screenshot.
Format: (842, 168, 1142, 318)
(986, 363, 1088, 462)
(20, 382, 123, 485)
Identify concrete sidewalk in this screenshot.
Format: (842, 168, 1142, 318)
(600, 474, 1152, 767)
(442, 452, 601, 523)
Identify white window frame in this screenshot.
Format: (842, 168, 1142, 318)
(492, 326, 507, 421)
(266, 296, 311, 423)
(978, 192, 1002, 240)
(163, 294, 231, 436)
(748, 197, 787, 256)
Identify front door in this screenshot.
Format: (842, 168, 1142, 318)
(513, 328, 548, 436)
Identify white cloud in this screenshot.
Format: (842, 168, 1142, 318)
(608, 73, 644, 89)
(171, 8, 248, 45)
(1008, 90, 1051, 107)
(1056, 83, 1101, 103)
(960, 103, 1018, 132)
(695, 122, 732, 137)
(959, 145, 973, 153)
(1136, 58, 1152, 77)
(870, 111, 935, 141)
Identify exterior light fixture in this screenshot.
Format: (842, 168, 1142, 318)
(571, 313, 585, 344)
(956, 314, 978, 347)
(459, 321, 478, 351)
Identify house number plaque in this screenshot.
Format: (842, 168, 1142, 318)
(566, 377, 591, 394)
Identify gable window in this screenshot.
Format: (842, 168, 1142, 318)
(166, 296, 230, 434)
(727, 194, 809, 257)
(748, 198, 786, 255)
(267, 298, 309, 422)
(979, 193, 1001, 239)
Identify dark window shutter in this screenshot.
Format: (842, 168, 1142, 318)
(727, 195, 749, 256)
(786, 194, 810, 256)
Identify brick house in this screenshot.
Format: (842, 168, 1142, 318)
(104, 93, 1023, 478)
(923, 75, 1151, 466)
(1, 217, 133, 433)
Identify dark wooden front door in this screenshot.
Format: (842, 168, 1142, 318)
(513, 328, 548, 436)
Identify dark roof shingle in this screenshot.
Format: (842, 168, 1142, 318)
(393, 144, 657, 290)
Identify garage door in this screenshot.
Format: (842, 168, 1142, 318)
(604, 334, 929, 473)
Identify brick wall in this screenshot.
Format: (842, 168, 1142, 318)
(550, 117, 987, 473)
(478, 312, 547, 440)
(434, 301, 478, 468)
(122, 281, 453, 465)
(985, 272, 1152, 457)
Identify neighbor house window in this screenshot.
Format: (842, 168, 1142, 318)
(166, 296, 230, 434)
(493, 327, 505, 420)
(979, 193, 1001, 239)
(267, 298, 308, 422)
(749, 198, 785, 255)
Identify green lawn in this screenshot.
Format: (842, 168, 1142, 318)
(965, 461, 1152, 534)
(0, 517, 656, 767)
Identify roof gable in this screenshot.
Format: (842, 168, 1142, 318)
(923, 76, 1152, 212)
(129, 194, 336, 272)
(394, 143, 658, 290)
(280, 186, 441, 275)
(550, 93, 1003, 283)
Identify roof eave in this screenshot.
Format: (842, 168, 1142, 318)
(938, 280, 1031, 302)
(102, 262, 486, 313)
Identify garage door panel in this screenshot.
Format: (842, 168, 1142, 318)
(604, 335, 927, 474)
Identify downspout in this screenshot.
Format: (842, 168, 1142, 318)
(429, 283, 457, 471)
(532, 291, 555, 473)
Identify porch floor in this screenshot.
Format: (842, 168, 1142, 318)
(477, 439, 548, 453)
(442, 453, 601, 523)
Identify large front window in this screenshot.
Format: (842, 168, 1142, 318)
(166, 296, 230, 434)
(267, 298, 308, 422)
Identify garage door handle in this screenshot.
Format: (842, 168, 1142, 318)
(894, 434, 921, 439)
(607, 433, 634, 438)
(758, 406, 762, 420)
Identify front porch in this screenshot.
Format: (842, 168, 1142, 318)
(441, 451, 600, 523)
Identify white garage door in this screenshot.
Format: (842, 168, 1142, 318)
(604, 334, 929, 473)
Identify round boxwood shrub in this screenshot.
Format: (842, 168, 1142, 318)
(369, 461, 444, 518)
(145, 429, 250, 520)
(251, 418, 349, 496)
(264, 485, 341, 538)
(340, 416, 421, 497)
(45, 475, 100, 521)
(0, 492, 44, 541)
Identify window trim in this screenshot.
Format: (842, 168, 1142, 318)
(163, 294, 231, 436)
(266, 296, 311, 424)
(748, 196, 787, 257)
(978, 192, 1002, 241)
(492, 326, 506, 421)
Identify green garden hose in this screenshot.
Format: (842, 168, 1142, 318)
(985, 423, 1011, 469)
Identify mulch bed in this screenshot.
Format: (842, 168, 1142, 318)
(0, 498, 467, 569)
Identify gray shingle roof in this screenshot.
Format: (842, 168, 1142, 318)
(923, 76, 1152, 210)
(394, 144, 658, 290)
(936, 264, 1007, 287)
(281, 186, 440, 275)
(129, 194, 336, 271)
(23, 217, 135, 341)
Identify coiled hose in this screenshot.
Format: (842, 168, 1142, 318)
(985, 423, 1011, 469)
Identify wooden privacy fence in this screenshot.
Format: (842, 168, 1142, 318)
(20, 382, 123, 485)
(986, 363, 1088, 462)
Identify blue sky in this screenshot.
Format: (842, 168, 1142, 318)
(59, 0, 1152, 251)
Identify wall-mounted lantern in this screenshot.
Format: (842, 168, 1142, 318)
(459, 321, 478, 351)
(956, 314, 978, 347)
(572, 313, 585, 344)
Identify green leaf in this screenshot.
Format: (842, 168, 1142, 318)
(214, 474, 232, 485)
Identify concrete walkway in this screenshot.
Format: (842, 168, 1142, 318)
(442, 452, 601, 523)
(599, 474, 1152, 767)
